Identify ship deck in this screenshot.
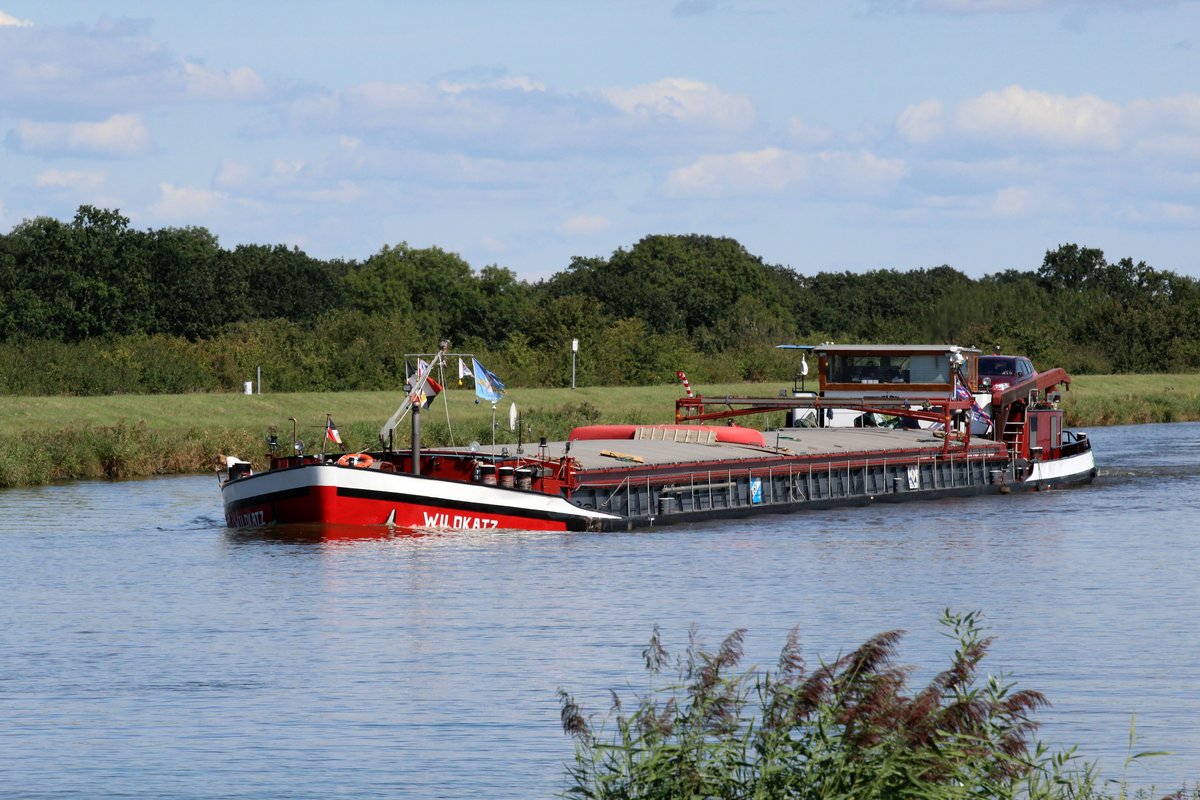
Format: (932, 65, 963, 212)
(470, 427, 1007, 472)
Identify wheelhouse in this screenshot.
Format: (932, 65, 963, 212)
(813, 344, 981, 398)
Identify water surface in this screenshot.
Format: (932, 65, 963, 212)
(1, 422, 1197, 797)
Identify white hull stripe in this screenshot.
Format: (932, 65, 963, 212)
(1025, 450, 1096, 483)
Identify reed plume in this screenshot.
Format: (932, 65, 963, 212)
(558, 609, 1120, 799)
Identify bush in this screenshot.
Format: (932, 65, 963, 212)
(558, 611, 1109, 799)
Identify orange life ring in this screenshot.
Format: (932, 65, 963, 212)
(337, 453, 375, 468)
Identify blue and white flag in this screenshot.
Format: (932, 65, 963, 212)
(472, 357, 505, 403)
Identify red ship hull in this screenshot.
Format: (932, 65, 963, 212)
(222, 460, 621, 532)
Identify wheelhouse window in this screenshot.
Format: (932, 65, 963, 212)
(826, 354, 949, 385)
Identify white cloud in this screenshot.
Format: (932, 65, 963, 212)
(150, 183, 227, 219)
(10, 113, 152, 157)
(557, 214, 612, 236)
(1142, 93, 1200, 125)
(600, 77, 754, 128)
(666, 147, 906, 198)
(214, 158, 312, 192)
(817, 150, 910, 192)
(955, 85, 1122, 148)
(301, 81, 436, 124)
(214, 159, 256, 190)
(900, 86, 1200, 157)
(280, 180, 362, 205)
(35, 169, 106, 190)
(1126, 93, 1200, 153)
(914, 183, 1072, 222)
(787, 117, 836, 146)
(1153, 202, 1200, 224)
(897, 99, 945, 143)
(667, 147, 806, 197)
(0, 17, 271, 115)
(438, 74, 546, 94)
(270, 159, 307, 180)
(183, 63, 267, 101)
(918, 155, 1031, 183)
(991, 186, 1037, 216)
(277, 74, 755, 159)
(213, 156, 367, 206)
(0, 10, 32, 26)
(1134, 135, 1200, 160)
(282, 80, 473, 137)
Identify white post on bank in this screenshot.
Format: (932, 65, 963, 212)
(571, 338, 578, 390)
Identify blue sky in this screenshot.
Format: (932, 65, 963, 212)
(2, 1, 1198, 280)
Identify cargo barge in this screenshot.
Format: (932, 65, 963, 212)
(219, 342, 1096, 532)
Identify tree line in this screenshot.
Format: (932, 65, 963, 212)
(1, 205, 1196, 395)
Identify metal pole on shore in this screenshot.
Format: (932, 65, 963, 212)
(571, 338, 578, 390)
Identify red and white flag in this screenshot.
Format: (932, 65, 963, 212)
(413, 359, 444, 408)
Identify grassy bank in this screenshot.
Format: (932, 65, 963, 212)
(1, 374, 1198, 487)
(0, 384, 750, 487)
(1066, 373, 1200, 425)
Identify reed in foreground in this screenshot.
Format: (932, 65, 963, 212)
(558, 611, 1183, 799)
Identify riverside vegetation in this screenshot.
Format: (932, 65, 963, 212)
(4, 207, 1200, 396)
(1, 374, 1198, 488)
(558, 611, 1191, 799)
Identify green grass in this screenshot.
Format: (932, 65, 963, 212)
(0, 383, 763, 487)
(0, 383, 770, 440)
(1066, 374, 1200, 426)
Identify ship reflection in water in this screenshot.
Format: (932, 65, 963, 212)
(225, 521, 435, 544)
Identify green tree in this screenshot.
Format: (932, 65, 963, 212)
(231, 243, 343, 322)
(471, 264, 535, 346)
(0, 206, 153, 341)
(71, 206, 154, 338)
(546, 235, 793, 341)
(147, 226, 232, 339)
(1038, 243, 1107, 292)
(344, 243, 487, 342)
